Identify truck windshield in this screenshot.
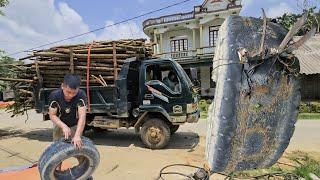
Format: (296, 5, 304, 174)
(173, 61, 193, 87)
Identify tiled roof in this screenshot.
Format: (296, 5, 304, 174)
(294, 34, 320, 75)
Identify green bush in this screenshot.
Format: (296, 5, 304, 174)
(299, 102, 320, 113)
(198, 99, 208, 112)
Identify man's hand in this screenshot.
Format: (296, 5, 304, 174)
(62, 125, 72, 139)
(72, 135, 83, 149)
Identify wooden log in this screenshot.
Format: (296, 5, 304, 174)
(34, 52, 69, 58)
(39, 70, 114, 75)
(36, 61, 116, 68)
(32, 65, 119, 71)
(113, 42, 118, 81)
(19, 55, 35, 61)
(74, 58, 126, 63)
(18, 89, 33, 95)
(72, 47, 126, 53)
(0, 77, 34, 83)
(74, 53, 130, 59)
(37, 61, 71, 66)
(70, 48, 74, 73)
(34, 52, 131, 59)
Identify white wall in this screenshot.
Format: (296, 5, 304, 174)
(200, 66, 215, 96)
(202, 18, 225, 47)
(162, 29, 195, 53)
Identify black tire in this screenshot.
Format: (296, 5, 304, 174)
(170, 125, 179, 134)
(140, 118, 171, 149)
(38, 136, 100, 180)
(206, 16, 300, 173)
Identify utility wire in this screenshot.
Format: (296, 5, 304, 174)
(8, 0, 193, 56)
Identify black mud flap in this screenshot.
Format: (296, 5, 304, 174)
(206, 15, 301, 173)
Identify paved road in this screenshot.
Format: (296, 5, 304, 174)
(181, 118, 320, 152)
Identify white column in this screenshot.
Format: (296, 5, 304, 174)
(153, 33, 158, 54)
(192, 29, 196, 50)
(199, 25, 203, 48)
(160, 33, 163, 54)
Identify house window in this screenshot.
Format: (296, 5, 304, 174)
(209, 26, 219, 47)
(170, 39, 188, 52)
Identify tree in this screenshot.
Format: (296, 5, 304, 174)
(0, 0, 11, 92)
(0, 51, 17, 91)
(0, 0, 9, 16)
(272, 7, 320, 36)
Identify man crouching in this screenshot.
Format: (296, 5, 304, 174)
(48, 74, 87, 151)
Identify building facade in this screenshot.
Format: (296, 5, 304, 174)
(143, 0, 242, 97)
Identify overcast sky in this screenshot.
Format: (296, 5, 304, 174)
(0, 0, 319, 58)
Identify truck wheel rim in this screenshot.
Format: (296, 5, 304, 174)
(147, 127, 163, 144)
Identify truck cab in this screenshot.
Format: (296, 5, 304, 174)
(37, 58, 200, 149)
(117, 58, 200, 148)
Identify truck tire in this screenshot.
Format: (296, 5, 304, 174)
(38, 136, 100, 180)
(206, 15, 301, 173)
(170, 125, 179, 134)
(140, 118, 171, 149)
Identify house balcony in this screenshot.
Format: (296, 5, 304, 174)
(143, 12, 194, 29)
(155, 50, 196, 59)
(154, 46, 215, 64)
(197, 46, 215, 56)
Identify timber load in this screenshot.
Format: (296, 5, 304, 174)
(0, 39, 152, 116)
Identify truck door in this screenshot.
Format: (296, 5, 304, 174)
(140, 62, 187, 123)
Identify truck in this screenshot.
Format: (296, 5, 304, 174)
(34, 57, 200, 149)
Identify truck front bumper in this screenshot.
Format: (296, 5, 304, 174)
(186, 109, 200, 123)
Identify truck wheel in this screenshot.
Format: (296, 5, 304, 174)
(38, 136, 100, 180)
(170, 125, 179, 134)
(206, 16, 300, 173)
(140, 119, 171, 149)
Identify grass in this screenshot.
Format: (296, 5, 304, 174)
(231, 151, 320, 180)
(287, 151, 320, 180)
(298, 113, 320, 120)
(200, 111, 320, 120)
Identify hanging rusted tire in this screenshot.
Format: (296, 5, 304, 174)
(38, 136, 100, 180)
(206, 15, 301, 173)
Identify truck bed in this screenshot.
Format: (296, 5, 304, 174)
(35, 86, 118, 114)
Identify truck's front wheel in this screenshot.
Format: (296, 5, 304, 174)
(140, 119, 170, 149)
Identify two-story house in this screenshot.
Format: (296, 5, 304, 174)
(143, 0, 242, 97)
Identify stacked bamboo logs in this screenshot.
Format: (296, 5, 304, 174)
(1, 39, 152, 115)
(18, 39, 152, 87)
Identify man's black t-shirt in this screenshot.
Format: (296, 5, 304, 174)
(48, 88, 87, 127)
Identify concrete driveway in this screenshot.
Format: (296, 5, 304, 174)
(0, 110, 319, 179)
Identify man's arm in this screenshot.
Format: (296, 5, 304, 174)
(74, 106, 86, 138)
(73, 93, 87, 148)
(49, 106, 71, 139)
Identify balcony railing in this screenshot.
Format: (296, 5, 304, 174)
(155, 50, 196, 59)
(197, 46, 215, 55)
(143, 12, 194, 29)
(154, 47, 215, 60)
